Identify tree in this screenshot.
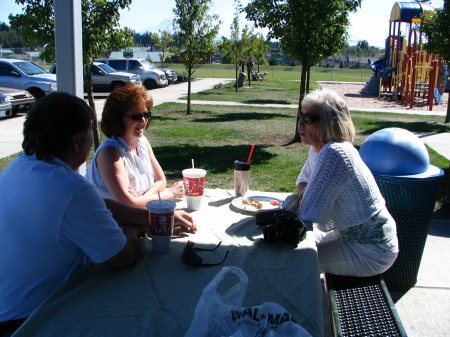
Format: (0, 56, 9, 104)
(252, 32, 269, 73)
(421, 0, 450, 210)
(242, 0, 361, 142)
(173, 0, 221, 115)
(421, 0, 450, 123)
(150, 30, 174, 68)
(0, 22, 28, 48)
(240, 25, 255, 86)
(134, 31, 153, 47)
(9, 0, 134, 149)
(230, 11, 241, 92)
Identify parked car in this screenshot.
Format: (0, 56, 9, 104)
(160, 68, 178, 83)
(95, 58, 168, 89)
(0, 58, 57, 99)
(49, 62, 142, 92)
(0, 86, 35, 115)
(0, 93, 12, 119)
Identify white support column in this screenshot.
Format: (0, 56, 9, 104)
(54, 0, 83, 98)
(54, 0, 86, 174)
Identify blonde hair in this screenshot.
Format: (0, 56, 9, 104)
(301, 88, 355, 143)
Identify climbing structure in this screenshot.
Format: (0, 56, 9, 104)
(380, 1, 443, 111)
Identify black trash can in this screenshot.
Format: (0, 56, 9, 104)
(360, 128, 445, 291)
(374, 171, 443, 291)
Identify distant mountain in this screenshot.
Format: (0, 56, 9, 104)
(142, 18, 173, 33)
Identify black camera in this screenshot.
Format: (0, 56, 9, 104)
(256, 210, 306, 247)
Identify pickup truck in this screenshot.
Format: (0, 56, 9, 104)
(49, 62, 141, 92)
(95, 58, 168, 89)
(0, 58, 57, 99)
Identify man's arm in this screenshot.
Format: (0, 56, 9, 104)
(104, 199, 148, 227)
(106, 236, 141, 268)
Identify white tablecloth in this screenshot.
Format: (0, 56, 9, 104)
(13, 189, 323, 337)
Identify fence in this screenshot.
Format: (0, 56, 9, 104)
(163, 63, 372, 82)
(0, 48, 373, 82)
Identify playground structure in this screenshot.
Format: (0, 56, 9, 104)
(363, 1, 445, 111)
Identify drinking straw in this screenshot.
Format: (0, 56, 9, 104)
(191, 158, 195, 169)
(246, 144, 255, 164)
(158, 191, 161, 206)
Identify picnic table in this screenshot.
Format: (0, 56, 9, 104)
(13, 189, 323, 337)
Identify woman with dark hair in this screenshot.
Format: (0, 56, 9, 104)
(295, 89, 398, 277)
(0, 92, 147, 334)
(86, 84, 191, 229)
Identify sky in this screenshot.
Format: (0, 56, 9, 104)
(0, 0, 445, 48)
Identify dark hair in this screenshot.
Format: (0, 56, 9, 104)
(101, 84, 153, 137)
(22, 92, 92, 160)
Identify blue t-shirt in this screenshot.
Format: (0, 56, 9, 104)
(0, 154, 126, 321)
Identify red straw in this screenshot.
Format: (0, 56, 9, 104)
(246, 144, 255, 163)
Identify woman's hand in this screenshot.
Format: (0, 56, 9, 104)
(174, 210, 197, 233)
(296, 182, 307, 209)
(161, 181, 185, 201)
(170, 180, 185, 198)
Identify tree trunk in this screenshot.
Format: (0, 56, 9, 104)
(306, 67, 311, 94)
(187, 66, 192, 115)
(289, 65, 308, 144)
(235, 51, 238, 93)
(445, 93, 449, 123)
(446, 95, 450, 206)
(85, 68, 100, 149)
(235, 64, 238, 92)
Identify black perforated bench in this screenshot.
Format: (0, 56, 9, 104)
(324, 273, 407, 337)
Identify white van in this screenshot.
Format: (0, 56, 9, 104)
(95, 58, 168, 89)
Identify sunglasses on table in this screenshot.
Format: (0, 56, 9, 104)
(182, 240, 229, 267)
(298, 112, 320, 124)
(124, 111, 152, 121)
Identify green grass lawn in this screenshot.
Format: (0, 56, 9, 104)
(1, 76, 448, 201)
(148, 101, 449, 197)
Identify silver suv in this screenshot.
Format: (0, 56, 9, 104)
(0, 58, 57, 99)
(50, 62, 141, 92)
(95, 58, 168, 89)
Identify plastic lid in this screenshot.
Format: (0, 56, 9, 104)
(234, 160, 251, 171)
(182, 168, 207, 178)
(146, 200, 176, 213)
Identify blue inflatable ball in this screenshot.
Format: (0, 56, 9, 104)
(360, 128, 429, 176)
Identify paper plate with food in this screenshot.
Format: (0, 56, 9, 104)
(230, 195, 285, 214)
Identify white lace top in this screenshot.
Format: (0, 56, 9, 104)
(296, 146, 319, 185)
(298, 142, 387, 232)
(86, 136, 154, 200)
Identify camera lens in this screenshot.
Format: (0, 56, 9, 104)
(262, 224, 279, 243)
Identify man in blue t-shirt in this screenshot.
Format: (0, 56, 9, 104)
(0, 92, 194, 335)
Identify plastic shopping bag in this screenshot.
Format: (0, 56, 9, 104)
(184, 266, 312, 337)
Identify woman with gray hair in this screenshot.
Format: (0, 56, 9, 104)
(296, 89, 398, 277)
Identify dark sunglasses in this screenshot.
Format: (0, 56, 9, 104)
(298, 112, 320, 124)
(182, 240, 229, 267)
(124, 111, 151, 121)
